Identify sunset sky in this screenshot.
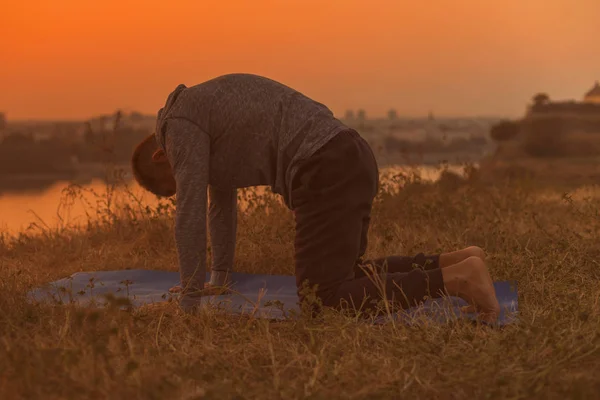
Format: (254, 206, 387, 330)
(2, 0, 599, 120)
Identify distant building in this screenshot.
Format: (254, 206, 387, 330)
(584, 81, 600, 104)
(529, 101, 600, 116)
(529, 81, 600, 116)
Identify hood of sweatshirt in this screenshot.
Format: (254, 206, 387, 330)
(155, 84, 187, 150)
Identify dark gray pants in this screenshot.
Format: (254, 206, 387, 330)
(291, 129, 445, 311)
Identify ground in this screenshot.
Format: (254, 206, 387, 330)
(0, 163, 599, 399)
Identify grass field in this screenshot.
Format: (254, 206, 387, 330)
(1, 165, 599, 399)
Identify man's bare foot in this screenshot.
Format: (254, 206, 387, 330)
(441, 256, 500, 324)
(439, 246, 486, 268)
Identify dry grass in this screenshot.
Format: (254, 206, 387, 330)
(1, 166, 600, 399)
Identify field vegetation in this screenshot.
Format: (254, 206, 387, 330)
(1, 163, 599, 399)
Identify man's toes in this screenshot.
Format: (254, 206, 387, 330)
(464, 256, 487, 274)
(478, 310, 500, 324)
(466, 246, 486, 261)
(169, 285, 182, 293)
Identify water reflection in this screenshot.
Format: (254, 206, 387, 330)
(0, 165, 467, 234)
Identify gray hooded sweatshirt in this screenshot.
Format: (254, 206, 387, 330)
(154, 74, 348, 296)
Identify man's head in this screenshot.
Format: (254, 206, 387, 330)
(131, 134, 176, 197)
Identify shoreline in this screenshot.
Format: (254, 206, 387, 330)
(0, 154, 483, 196)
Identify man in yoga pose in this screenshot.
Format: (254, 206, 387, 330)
(131, 73, 500, 322)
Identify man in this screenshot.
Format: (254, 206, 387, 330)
(131, 73, 500, 322)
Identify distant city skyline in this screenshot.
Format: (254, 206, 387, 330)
(6, 80, 598, 123)
(2, 0, 599, 120)
(4, 79, 598, 123)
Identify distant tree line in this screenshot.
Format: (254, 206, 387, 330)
(0, 122, 150, 175)
(489, 115, 600, 158)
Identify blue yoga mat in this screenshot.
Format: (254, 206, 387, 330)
(28, 270, 518, 325)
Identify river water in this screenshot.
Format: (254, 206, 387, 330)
(0, 165, 467, 235)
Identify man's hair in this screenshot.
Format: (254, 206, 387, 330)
(131, 134, 169, 195)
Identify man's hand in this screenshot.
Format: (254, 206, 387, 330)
(169, 283, 232, 296)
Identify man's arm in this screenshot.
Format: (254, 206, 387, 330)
(164, 117, 210, 297)
(208, 186, 238, 286)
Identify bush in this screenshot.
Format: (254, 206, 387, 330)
(521, 117, 567, 157)
(490, 120, 520, 142)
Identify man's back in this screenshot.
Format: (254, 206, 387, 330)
(155, 73, 348, 206)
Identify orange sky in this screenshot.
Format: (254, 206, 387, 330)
(2, 0, 599, 120)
